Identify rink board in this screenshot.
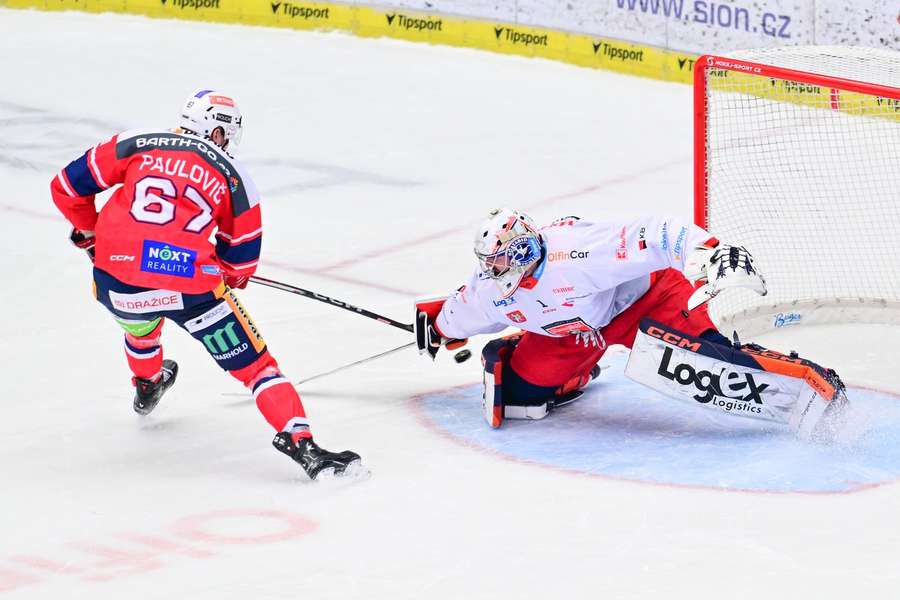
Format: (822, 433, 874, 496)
(0, 0, 699, 84)
(415, 351, 900, 494)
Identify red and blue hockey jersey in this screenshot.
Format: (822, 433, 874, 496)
(51, 129, 261, 293)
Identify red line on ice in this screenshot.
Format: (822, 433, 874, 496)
(408, 381, 897, 497)
(263, 259, 421, 296)
(314, 157, 689, 274)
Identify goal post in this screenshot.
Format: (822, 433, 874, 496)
(694, 47, 900, 336)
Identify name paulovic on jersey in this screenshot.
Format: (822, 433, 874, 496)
(137, 154, 227, 204)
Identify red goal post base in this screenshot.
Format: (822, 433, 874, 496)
(715, 299, 900, 339)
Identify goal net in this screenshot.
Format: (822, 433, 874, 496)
(695, 46, 900, 336)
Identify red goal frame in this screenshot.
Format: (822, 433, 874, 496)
(693, 54, 900, 230)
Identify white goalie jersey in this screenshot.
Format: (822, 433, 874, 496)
(435, 216, 714, 340)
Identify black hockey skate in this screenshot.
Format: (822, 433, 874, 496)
(133, 360, 178, 416)
(272, 432, 362, 480)
(813, 368, 851, 443)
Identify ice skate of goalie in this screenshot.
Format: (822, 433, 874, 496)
(624, 319, 849, 442)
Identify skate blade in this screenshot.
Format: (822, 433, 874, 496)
(316, 459, 370, 482)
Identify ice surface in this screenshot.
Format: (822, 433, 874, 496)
(2, 8, 900, 599)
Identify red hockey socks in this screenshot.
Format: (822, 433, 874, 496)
(124, 320, 164, 382)
(230, 353, 311, 442)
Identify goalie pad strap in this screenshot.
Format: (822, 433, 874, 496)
(482, 345, 505, 429)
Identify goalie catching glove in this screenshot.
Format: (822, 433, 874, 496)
(684, 242, 767, 310)
(415, 296, 467, 360)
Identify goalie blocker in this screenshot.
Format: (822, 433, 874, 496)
(625, 319, 848, 441)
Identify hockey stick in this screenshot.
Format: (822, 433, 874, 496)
(220, 341, 416, 397)
(295, 341, 415, 385)
(249, 275, 413, 333)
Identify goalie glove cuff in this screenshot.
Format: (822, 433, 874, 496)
(414, 296, 468, 360)
(415, 310, 444, 360)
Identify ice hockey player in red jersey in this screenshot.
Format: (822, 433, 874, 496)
(51, 89, 361, 479)
(415, 208, 848, 441)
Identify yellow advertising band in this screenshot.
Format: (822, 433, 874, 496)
(0, 0, 700, 84)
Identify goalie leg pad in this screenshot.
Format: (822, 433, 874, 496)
(481, 336, 555, 428)
(625, 318, 848, 440)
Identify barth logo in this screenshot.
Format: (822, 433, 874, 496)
(160, 0, 220, 9)
(271, 2, 330, 19)
(506, 310, 527, 324)
(386, 13, 443, 31)
(494, 26, 548, 47)
(592, 40, 644, 63)
(141, 240, 196, 278)
(657, 346, 767, 414)
(547, 249, 590, 262)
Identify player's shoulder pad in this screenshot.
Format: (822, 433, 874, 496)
(116, 128, 258, 215)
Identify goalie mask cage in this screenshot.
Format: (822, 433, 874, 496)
(694, 46, 900, 336)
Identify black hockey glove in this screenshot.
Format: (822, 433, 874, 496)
(415, 310, 444, 360)
(69, 228, 95, 262)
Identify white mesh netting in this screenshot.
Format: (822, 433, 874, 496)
(700, 46, 900, 336)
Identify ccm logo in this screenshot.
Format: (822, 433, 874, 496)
(647, 326, 701, 352)
(110, 255, 136, 262)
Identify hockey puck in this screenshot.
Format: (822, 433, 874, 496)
(453, 349, 472, 363)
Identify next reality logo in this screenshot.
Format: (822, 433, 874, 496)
(494, 26, 548, 47)
(270, 2, 330, 19)
(386, 13, 443, 31)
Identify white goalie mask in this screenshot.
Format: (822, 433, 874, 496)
(178, 89, 243, 154)
(474, 208, 543, 298)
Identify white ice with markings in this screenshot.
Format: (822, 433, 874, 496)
(2, 9, 900, 599)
